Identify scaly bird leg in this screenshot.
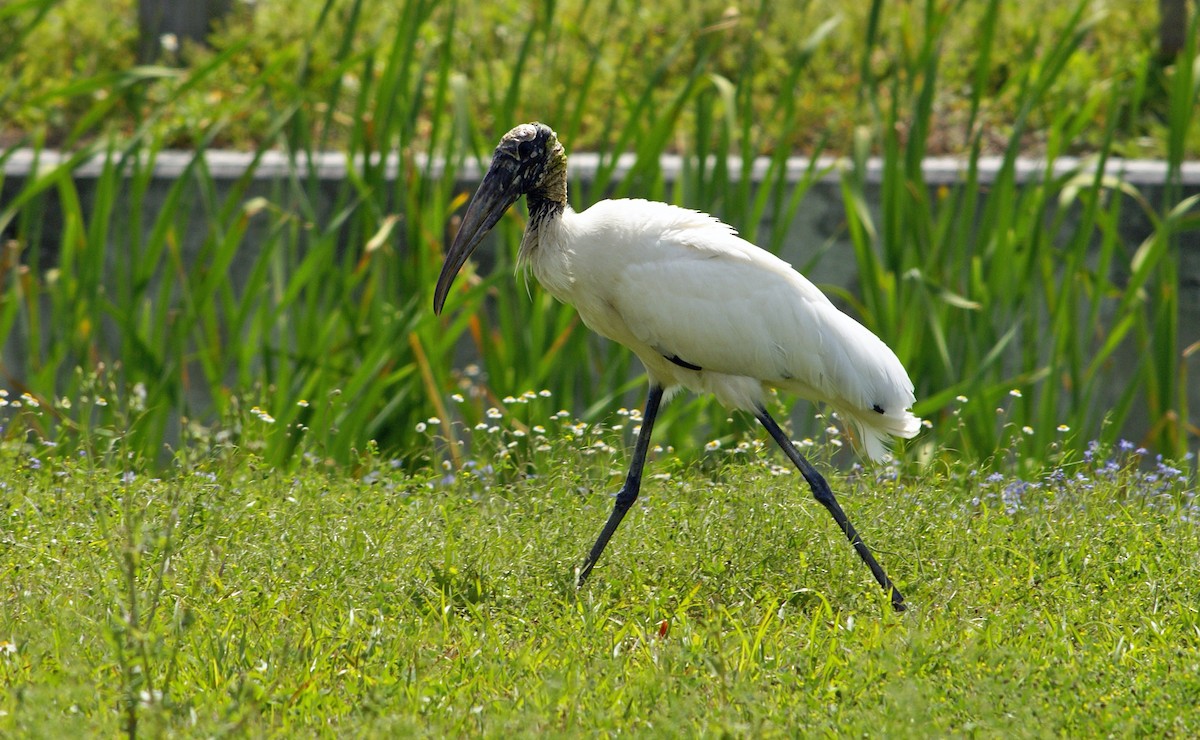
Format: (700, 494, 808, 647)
(755, 407, 906, 612)
(576, 385, 665, 587)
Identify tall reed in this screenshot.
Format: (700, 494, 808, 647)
(839, 0, 1199, 462)
(0, 0, 1195, 470)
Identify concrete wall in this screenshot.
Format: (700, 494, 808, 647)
(2, 150, 1198, 447)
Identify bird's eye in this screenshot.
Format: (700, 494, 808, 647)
(518, 139, 541, 160)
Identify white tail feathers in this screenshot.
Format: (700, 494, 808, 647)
(839, 406, 923, 462)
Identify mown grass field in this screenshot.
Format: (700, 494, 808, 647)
(2, 422, 1197, 735)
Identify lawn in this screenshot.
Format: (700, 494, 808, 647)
(2, 425, 1197, 735)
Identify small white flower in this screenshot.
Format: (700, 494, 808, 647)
(486, 407, 502, 419)
(956, 395, 969, 403)
(451, 393, 465, 403)
(1009, 389, 1022, 398)
(426, 417, 441, 425)
(705, 440, 721, 451)
(249, 406, 274, 423)
(415, 422, 427, 433)
(297, 399, 310, 407)
(502, 396, 517, 404)
(0, 640, 15, 656)
(1022, 426, 1034, 435)
(538, 389, 552, 397)
(1057, 424, 1070, 432)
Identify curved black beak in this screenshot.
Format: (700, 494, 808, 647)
(433, 161, 524, 315)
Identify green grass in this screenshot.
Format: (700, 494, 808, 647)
(1, 420, 1197, 735)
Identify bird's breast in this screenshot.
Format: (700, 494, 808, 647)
(523, 208, 628, 339)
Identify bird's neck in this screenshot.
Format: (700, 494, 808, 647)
(526, 192, 565, 229)
(519, 195, 564, 268)
(527, 146, 567, 221)
(520, 148, 568, 257)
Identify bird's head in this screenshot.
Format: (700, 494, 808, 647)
(433, 122, 566, 314)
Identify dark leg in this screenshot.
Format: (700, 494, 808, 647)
(755, 407, 906, 612)
(576, 385, 665, 587)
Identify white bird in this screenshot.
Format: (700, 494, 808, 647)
(434, 123, 921, 611)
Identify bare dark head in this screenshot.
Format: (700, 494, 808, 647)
(433, 123, 566, 314)
(491, 122, 565, 197)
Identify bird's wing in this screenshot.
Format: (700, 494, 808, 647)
(591, 201, 911, 414)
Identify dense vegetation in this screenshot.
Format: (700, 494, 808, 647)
(2, 0, 1197, 468)
(2, 0, 1198, 735)
(3, 0, 1197, 157)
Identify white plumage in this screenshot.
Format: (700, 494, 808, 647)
(434, 122, 919, 611)
(521, 197, 920, 461)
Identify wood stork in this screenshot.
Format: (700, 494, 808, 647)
(434, 123, 920, 611)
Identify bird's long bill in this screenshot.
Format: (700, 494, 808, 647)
(432, 162, 523, 315)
